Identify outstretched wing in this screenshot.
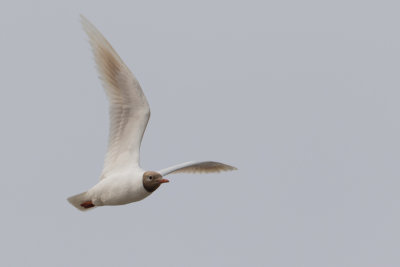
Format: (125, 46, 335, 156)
(158, 161, 237, 176)
(81, 16, 150, 179)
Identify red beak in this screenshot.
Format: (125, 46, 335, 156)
(160, 178, 169, 183)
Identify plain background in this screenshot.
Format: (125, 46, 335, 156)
(1, 0, 400, 266)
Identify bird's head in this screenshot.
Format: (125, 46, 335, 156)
(142, 171, 169, 193)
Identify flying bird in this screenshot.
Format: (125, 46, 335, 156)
(68, 16, 237, 211)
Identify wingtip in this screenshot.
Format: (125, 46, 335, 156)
(79, 14, 88, 23)
(207, 161, 238, 173)
(79, 14, 96, 34)
(212, 161, 237, 171)
(226, 164, 238, 171)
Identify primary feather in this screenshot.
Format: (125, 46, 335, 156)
(159, 161, 237, 176)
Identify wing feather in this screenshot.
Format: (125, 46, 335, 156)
(81, 16, 150, 180)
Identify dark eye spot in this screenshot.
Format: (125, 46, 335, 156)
(149, 176, 153, 180)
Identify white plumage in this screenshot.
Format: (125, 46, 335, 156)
(68, 16, 236, 211)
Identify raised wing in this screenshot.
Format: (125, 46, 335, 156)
(158, 161, 237, 176)
(81, 16, 150, 179)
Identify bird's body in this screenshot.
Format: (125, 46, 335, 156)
(88, 168, 149, 206)
(68, 16, 236, 211)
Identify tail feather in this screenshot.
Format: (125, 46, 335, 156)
(67, 192, 94, 211)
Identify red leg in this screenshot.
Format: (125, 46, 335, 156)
(80, 200, 95, 209)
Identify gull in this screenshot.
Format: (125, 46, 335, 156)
(67, 16, 237, 211)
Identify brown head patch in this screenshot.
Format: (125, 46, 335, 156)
(142, 171, 166, 193)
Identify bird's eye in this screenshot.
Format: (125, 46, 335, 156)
(149, 176, 153, 180)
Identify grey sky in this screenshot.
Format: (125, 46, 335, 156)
(1, 0, 400, 266)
